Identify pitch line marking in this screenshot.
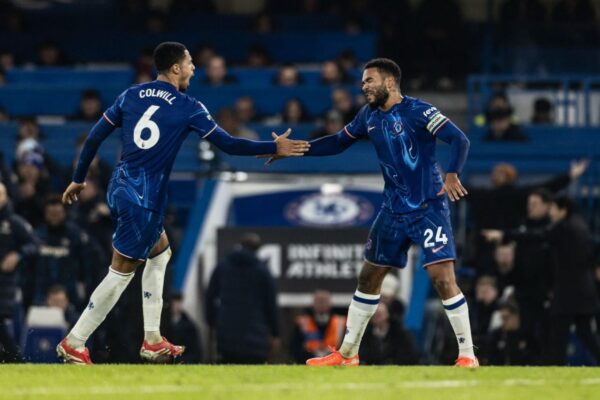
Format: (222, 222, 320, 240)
(5, 378, 600, 396)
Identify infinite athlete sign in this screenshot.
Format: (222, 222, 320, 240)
(217, 227, 369, 293)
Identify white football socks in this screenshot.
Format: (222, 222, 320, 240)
(442, 293, 475, 359)
(142, 247, 171, 344)
(338, 290, 380, 358)
(68, 267, 134, 351)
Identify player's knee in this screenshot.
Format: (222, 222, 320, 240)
(431, 275, 454, 295)
(357, 264, 387, 294)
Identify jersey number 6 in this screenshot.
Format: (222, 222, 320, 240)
(134, 105, 160, 150)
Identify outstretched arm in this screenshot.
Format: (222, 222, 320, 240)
(260, 129, 356, 165)
(306, 129, 356, 156)
(205, 126, 309, 156)
(435, 121, 470, 202)
(73, 116, 116, 183)
(64, 116, 116, 204)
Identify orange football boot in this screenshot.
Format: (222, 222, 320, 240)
(455, 356, 479, 368)
(306, 347, 359, 366)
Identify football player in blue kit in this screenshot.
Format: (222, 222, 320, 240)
(56, 42, 310, 364)
(268, 58, 476, 367)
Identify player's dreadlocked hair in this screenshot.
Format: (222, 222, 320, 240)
(364, 58, 402, 88)
(153, 42, 187, 73)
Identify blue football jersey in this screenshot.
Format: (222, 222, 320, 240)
(345, 96, 451, 213)
(102, 80, 216, 213)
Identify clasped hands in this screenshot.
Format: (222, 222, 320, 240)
(256, 129, 310, 165)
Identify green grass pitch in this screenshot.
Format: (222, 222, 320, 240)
(0, 365, 598, 400)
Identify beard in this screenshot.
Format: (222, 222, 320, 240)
(366, 84, 389, 109)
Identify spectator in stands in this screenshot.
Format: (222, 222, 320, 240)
(291, 290, 346, 363)
(205, 233, 280, 364)
(320, 60, 351, 85)
(14, 152, 49, 228)
(71, 179, 112, 263)
(505, 189, 554, 340)
(46, 284, 79, 329)
(484, 196, 600, 365)
(359, 303, 419, 365)
(0, 105, 8, 122)
(467, 160, 588, 271)
(163, 293, 202, 363)
(492, 242, 516, 293)
(246, 43, 272, 67)
(192, 42, 216, 68)
(30, 197, 89, 310)
(36, 41, 67, 67)
(310, 110, 344, 139)
(216, 107, 258, 140)
(264, 98, 311, 126)
(203, 55, 237, 86)
(485, 300, 538, 365)
(0, 182, 38, 362)
(134, 48, 155, 80)
(0, 50, 16, 70)
(471, 275, 500, 345)
(379, 273, 405, 323)
(0, 68, 5, 87)
(282, 98, 310, 124)
(72, 90, 103, 122)
(144, 11, 167, 33)
(234, 96, 259, 125)
(531, 97, 554, 124)
(1, 9, 25, 33)
(484, 93, 528, 142)
(330, 88, 357, 124)
(253, 12, 275, 33)
(336, 50, 358, 76)
(135, 70, 153, 84)
(344, 16, 363, 34)
(273, 63, 303, 86)
(0, 151, 14, 200)
(16, 117, 40, 143)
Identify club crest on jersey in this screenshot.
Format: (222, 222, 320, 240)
(393, 121, 404, 135)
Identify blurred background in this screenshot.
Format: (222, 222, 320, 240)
(0, 0, 599, 366)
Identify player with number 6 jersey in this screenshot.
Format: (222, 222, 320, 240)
(56, 42, 309, 365)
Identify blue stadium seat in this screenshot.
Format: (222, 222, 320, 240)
(21, 307, 67, 364)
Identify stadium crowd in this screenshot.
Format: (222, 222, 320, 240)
(0, 0, 599, 365)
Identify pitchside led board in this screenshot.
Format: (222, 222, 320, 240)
(217, 227, 369, 294)
(216, 188, 383, 295)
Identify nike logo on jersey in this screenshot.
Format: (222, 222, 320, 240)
(368, 126, 376, 132)
(431, 245, 446, 253)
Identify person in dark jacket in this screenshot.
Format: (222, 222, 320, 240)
(507, 189, 554, 341)
(28, 196, 90, 311)
(0, 183, 38, 362)
(163, 293, 202, 364)
(205, 233, 280, 364)
(483, 196, 600, 365)
(359, 303, 419, 365)
(485, 300, 539, 365)
(468, 160, 588, 273)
